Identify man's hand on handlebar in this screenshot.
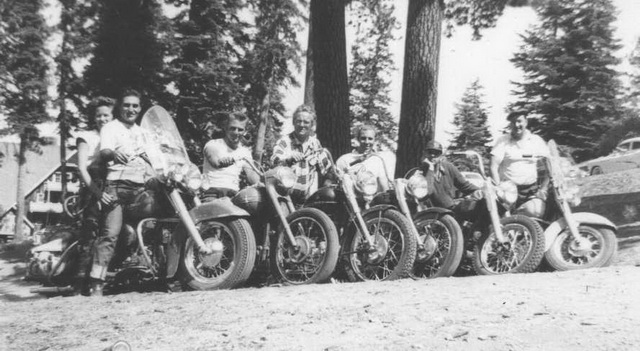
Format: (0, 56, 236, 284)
(287, 151, 306, 165)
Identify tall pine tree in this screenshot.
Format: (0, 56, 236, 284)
(0, 0, 51, 241)
(348, 0, 398, 151)
(510, 0, 624, 162)
(449, 79, 492, 159)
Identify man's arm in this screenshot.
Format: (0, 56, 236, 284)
(203, 141, 233, 168)
(490, 155, 501, 184)
(449, 162, 479, 194)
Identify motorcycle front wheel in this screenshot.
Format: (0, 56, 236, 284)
(271, 208, 339, 285)
(544, 225, 617, 270)
(411, 213, 464, 279)
(180, 218, 256, 290)
(342, 209, 417, 282)
(473, 215, 544, 275)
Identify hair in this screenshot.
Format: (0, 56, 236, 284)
(223, 111, 248, 127)
(292, 104, 317, 122)
(356, 124, 378, 139)
(118, 88, 142, 103)
(87, 96, 116, 129)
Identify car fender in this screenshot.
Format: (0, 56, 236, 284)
(543, 212, 617, 252)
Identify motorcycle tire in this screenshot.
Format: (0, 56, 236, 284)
(544, 225, 617, 271)
(271, 208, 339, 285)
(341, 208, 417, 282)
(411, 213, 464, 279)
(180, 218, 256, 290)
(473, 215, 544, 275)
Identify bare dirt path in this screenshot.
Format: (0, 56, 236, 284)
(2, 230, 640, 351)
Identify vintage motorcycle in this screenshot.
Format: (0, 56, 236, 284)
(27, 106, 257, 294)
(513, 140, 617, 270)
(303, 150, 417, 282)
(369, 159, 465, 279)
(447, 150, 545, 275)
(219, 155, 339, 285)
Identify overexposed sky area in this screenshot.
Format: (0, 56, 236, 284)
(283, 0, 640, 145)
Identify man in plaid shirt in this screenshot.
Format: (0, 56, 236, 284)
(271, 105, 332, 203)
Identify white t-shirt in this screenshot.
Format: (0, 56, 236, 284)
(202, 139, 252, 191)
(336, 152, 393, 191)
(100, 119, 151, 183)
(491, 131, 549, 185)
(75, 130, 101, 164)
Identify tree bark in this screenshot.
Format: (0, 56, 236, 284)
(395, 0, 443, 177)
(304, 19, 314, 108)
(253, 88, 271, 163)
(14, 137, 27, 242)
(310, 0, 350, 158)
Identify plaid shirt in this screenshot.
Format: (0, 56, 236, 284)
(271, 133, 331, 201)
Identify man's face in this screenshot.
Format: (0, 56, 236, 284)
(95, 105, 114, 130)
(224, 118, 247, 148)
(357, 129, 375, 154)
(293, 112, 314, 139)
(120, 96, 141, 125)
(510, 115, 528, 140)
(423, 149, 442, 163)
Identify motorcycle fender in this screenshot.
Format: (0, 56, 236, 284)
(543, 212, 617, 252)
(362, 204, 396, 217)
(413, 207, 454, 220)
(189, 197, 251, 224)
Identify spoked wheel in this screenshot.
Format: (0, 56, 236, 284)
(63, 194, 85, 219)
(271, 208, 339, 285)
(544, 225, 617, 270)
(180, 218, 255, 290)
(473, 215, 544, 275)
(342, 209, 417, 282)
(411, 213, 464, 279)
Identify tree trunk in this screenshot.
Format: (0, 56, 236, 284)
(253, 88, 271, 163)
(395, 0, 443, 177)
(304, 19, 314, 108)
(310, 0, 350, 158)
(14, 137, 28, 242)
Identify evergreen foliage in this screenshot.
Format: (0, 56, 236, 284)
(348, 0, 398, 151)
(510, 0, 624, 162)
(449, 79, 493, 159)
(164, 0, 248, 164)
(84, 0, 168, 102)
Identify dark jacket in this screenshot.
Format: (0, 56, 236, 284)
(425, 159, 479, 209)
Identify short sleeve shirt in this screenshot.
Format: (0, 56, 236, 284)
(100, 119, 151, 184)
(75, 130, 101, 164)
(336, 152, 392, 192)
(202, 139, 252, 191)
(491, 131, 549, 185)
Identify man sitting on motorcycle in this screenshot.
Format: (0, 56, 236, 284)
(202, 112, 260, 200)
(89, 89, 153, 296)
(271, 104, 332, 203)
(336, 124, 390, 193)
(490, 111, 549, 213)
(419, 141, 480, 213)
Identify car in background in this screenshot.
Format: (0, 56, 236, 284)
(577, 137, 640, 175)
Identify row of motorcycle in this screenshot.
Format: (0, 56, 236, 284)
(26, 106, 618, 295)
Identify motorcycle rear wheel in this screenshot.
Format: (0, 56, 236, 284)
(271, 208, 339, 285)
(544, 225, 617, 270)
(180, 218, 256, 290)
(411, 213, 464, 279)
(342, 209, 417, 282)
(473, 215, 544, 275)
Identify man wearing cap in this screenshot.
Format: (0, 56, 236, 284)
(420, 141, 479, 210)
(490, 112, 549, 204)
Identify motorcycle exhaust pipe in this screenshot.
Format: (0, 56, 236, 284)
(30, 286, 74, 294)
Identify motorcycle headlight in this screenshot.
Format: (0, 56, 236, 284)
(354, 170, 378, 196)
(495, 181, 518, 206)
(406, 173, 429, 200)
(185, 164, 203, 191)
(273, 167, 297, 191)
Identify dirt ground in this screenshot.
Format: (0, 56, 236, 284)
(1, 224, 639, 351)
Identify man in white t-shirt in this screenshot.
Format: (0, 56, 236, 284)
(336, 124, 390, 193)
(491, 111, 549, 205)
(89, 89, 152, 296)
(202, 112, 259, 200)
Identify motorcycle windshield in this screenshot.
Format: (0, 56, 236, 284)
(140, 106, 191, 174)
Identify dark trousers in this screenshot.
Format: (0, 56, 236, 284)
(90, 180, 145, 281)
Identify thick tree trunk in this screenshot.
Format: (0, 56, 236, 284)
(395, 0, 443, 177)
(310, 0, 350, 158)
(253, 89, 271, 162)
(304, 19, 314, 108)
(14, 138, 28, 242)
